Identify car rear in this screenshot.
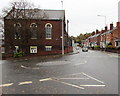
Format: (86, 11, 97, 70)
(82, 46, 88, 52)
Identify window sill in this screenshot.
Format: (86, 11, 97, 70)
(31, 38, 37, 39)
(46, 38, 52, 40)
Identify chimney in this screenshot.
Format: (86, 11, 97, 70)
(92, 31, 95, 35)
(105, 26, 108, 31)
(96, 30, 99, 34)
(116, 22, 120, 28)
(110, 23, 113, 30)
(12, 6, 15, 10)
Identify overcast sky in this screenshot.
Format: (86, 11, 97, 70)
(0, 0, 120, 36)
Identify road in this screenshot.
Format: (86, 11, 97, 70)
(0, 46, 119, 94)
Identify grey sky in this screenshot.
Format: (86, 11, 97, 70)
(0, 0, 119, 36)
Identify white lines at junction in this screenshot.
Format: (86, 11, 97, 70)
(82, 72, 105, 84)
(57, 78, 89, 80)
(80, 85, 105, 87)
(52, 79, 85, 90)
(1, 72, 105, 90)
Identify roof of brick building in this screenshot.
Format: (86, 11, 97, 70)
(5, 8, 65, 20)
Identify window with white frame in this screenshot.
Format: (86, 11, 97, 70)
(115, 41, 120, 47)
(30, 23, 38, 39)
(45, 46, 52, 51)
(14, 23, 21, 39)
(45, 23, 52, 39)
(30, 46, 37, 53)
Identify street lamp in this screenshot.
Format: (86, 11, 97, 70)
(61, 0, 63, 9)
(97, 15, 107, 26)
(97, 15, 107, 50)
(61, 17, 64, 55)
(67, 19, 69, 53)
(61, 0, 64, 55)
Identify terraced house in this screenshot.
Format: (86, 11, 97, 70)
(83, 22, 120, 50)
(3, 7, 73, 58)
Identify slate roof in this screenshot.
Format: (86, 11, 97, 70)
(5, 9, 65, 20)
(101, 27, 116, 35)
(90, 33, 100, 38)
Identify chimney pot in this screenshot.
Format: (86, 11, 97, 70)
(96, 30, 99, 34)
(105, 26, 107, 31)
(110, 23, 113, 30)
(116, 22, 120, 28)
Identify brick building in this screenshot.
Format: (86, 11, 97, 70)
(4, 8, 73, 57)
(82, 22, 120, 50)
(100, 23, 120, 48)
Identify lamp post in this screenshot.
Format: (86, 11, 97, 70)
(97, 15, 107, 50)
(61, 0, 63, 9)
(61, 0, 64, 55)
(61, 17, 64, 55)
(67, 19, 69, 53)
(97, 15, 106, 26)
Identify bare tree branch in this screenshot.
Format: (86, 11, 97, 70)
(3, 0, 49, 56)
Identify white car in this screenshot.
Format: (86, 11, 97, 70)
(82, 46, 88, 52)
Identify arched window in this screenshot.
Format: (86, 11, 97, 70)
(45, 23, 52, 39)
(14, 23, 21, 39)
(30, 23, 38, 39)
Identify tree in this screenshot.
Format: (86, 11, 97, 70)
(73, 32, 91, 45)
(2, 0, 48, 56)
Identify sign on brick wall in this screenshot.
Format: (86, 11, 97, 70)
(30, 46, 37, 53)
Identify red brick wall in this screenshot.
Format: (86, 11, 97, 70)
(4, 19, 71, 56)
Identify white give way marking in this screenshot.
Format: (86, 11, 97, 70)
(0, 72, 105, 90)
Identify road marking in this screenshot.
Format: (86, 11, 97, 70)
(39, 78, 52, 82)
(82, 72, 104, 84)
(80, 85, 105, 87)
(18, 81, 32, 85)
(102, 52, 120, 58)
(21, 65, 30, 69)
(107, 54, 119, 58)
(52, 79, 84, 89)
(21, 65, 40, 70)
(0, 83, 13, 87)
(58, 78, 89, 80)
(55, 72, 83, 78)
(74, 60, 87, 65)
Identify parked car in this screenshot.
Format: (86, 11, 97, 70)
(76, 46, 79, 50)
(82, 46, 88, 52)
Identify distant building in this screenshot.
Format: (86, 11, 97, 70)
(4, 8, 73, 58)
(83, 22, 120, 49)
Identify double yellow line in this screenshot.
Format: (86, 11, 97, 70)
(106, 53, 120, 58)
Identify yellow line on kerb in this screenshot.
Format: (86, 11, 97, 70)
(0, 83, 13, 87)
(107, 54, 120, 58)
(102, 51, 120, 58)
(18, 81, 32, 85)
